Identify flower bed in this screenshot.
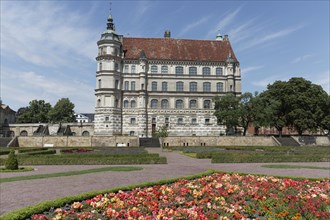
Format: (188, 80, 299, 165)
(31, 173, 330, 220)
(61, 148, 94, 154)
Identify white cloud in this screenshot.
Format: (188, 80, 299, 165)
(241, 65, 264, 74)
(178, 16, 211, 37)
(291, 54, 314, 64)
(2, 68, 95, 112)
(237, 24, 304, 52)
(205, 6, 243, 39)
(1, 1, 98, 68)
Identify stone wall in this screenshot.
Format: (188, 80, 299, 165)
(292, 136, 330, 146)
(162, 136, 278, 147)
(17, 136, 139, 148)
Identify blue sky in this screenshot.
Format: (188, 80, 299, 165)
(1, 0, 329, 113)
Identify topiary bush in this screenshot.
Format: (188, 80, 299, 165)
(5, 150, 19, 170)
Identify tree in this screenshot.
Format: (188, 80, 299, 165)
(259, 77, 329, 135)
(16, 100, 52, 123)
(5, 150, 19, 170)
(238, 92, 256, 136)
(155, 125, 169, 138)
(214, 94, 240, 135)
(48, 98, 76, 123)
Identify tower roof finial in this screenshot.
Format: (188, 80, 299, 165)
(106, 1, 115, 31)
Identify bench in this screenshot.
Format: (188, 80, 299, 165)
(43, 144, 54, 147)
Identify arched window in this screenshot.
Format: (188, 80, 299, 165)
(189, 82, 197, 92)
(151, 65, 158, 73)
(176, 99, 184, 109)
(131, 65, 136, 73)
(114, 99, 119, 107)
(98, 79, 102, 88)
(123, 100, 129, 108)
(189, 99, 197, 108)
(151, 99, 158, 109)
(162, 82, 168, 91)
(216, 67, 223, 76)
(176, 81, 184, 91)
(175, 66, 184, 75)
(161, 99, 169, 109)
(161, 66, 168, 74)
(97, 99, 101, 107)
(20, 130, 28, 136)
(202, 67, 211, 76)
(131, 81, 136, 91)
(82, 131, 90, 136)
(124, 81, 129, 90)
(203, 82, 211, 92)
(204, 100, 211, 109)
(189, 67, 197, 76)
(217, 82, 224, 92)
(131, 100, 136, 108)
(99, 62, 102, 71)
(151, 81, 157, 91)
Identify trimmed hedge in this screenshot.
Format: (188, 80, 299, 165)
(18, 148, 49, 153)
(0, 153, 167, 165)
(23, 149, 56, 155)
(0, 150, 10, 155)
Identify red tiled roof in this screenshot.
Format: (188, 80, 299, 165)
(122, 38, 238, 62)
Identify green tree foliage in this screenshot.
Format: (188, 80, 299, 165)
(155, 125, 169, 138)
(48, 98, 76, 123)
(5, 150, 19, 170)
(16, 100, 52, 123)
(214, 94, 241, 135)
(259, 77, 329, 135)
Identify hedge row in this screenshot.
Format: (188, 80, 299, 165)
(0, 153, 167, 165)
(0, 150, 10, 155)
(18, 148, 49, 153)
(23, 149, 56, 155)
(211, 152, 330, 163)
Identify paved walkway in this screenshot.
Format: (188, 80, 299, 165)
(0, 148, 329, 215)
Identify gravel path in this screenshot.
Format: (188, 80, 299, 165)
(0, 148, 329, 215)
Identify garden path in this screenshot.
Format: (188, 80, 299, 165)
(0, 148, 329, 215)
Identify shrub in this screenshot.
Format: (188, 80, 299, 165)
(18, 148, 48, 153)
(5, 150, 19, 170)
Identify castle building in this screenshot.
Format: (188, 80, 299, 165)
(94, 14, 241, 137)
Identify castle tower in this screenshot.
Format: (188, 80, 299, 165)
(94, 13, 123, 135)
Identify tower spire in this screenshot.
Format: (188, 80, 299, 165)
(106, 1, 115, 31)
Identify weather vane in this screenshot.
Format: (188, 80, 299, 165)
(109, 0, 112, 14)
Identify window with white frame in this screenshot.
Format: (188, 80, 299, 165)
(151, 65, 158, 73)
(175, 66, 184, 75)
(151, 99, 158, 109)
(203, 82, 211, 92)
(162, 82, 168, 91)
(189, 99, 197, 108)
(202, 67, 211, 76)
(131, 65, 136, 73)
(176, 99, 184, 109)
(216, 67, 223, 76)
(124, 81, 129, 90)
(189, 67, 197, 76)
(131, 81, 135, 91)
(176, 81, 184, 91)
(130, 118, 136, 124)
(161, 99, 169, 109)
(205, 118, 210, 124)
(204, 100, 211, 109)
(161, 66, 168, 74)
(177, 117, 183, 124)
(105, 116, 109, 121)
(123, 100, 129, 108)
(131, 100, 136, 108)
(151, 81, 157, 91)
(124, 65, 129, 73)
(217, 82, 224, 92)
(190, 82, 197, 92)
(191, 118, 197, 124)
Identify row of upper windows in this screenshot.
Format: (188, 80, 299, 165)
(123, 99, 212, 109)
(124, 81, 224, 92)
(128, 117, 211, 125)
(123, 65, 224, 76)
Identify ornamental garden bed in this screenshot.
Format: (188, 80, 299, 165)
(3, 172, 329, 220)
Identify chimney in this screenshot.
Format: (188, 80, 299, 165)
(223, 34, 229, 41)
(164, 30, 171, 38)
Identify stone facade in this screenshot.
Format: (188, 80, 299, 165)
(0, 103, 16, 137)
(94, 13, 241, 137)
